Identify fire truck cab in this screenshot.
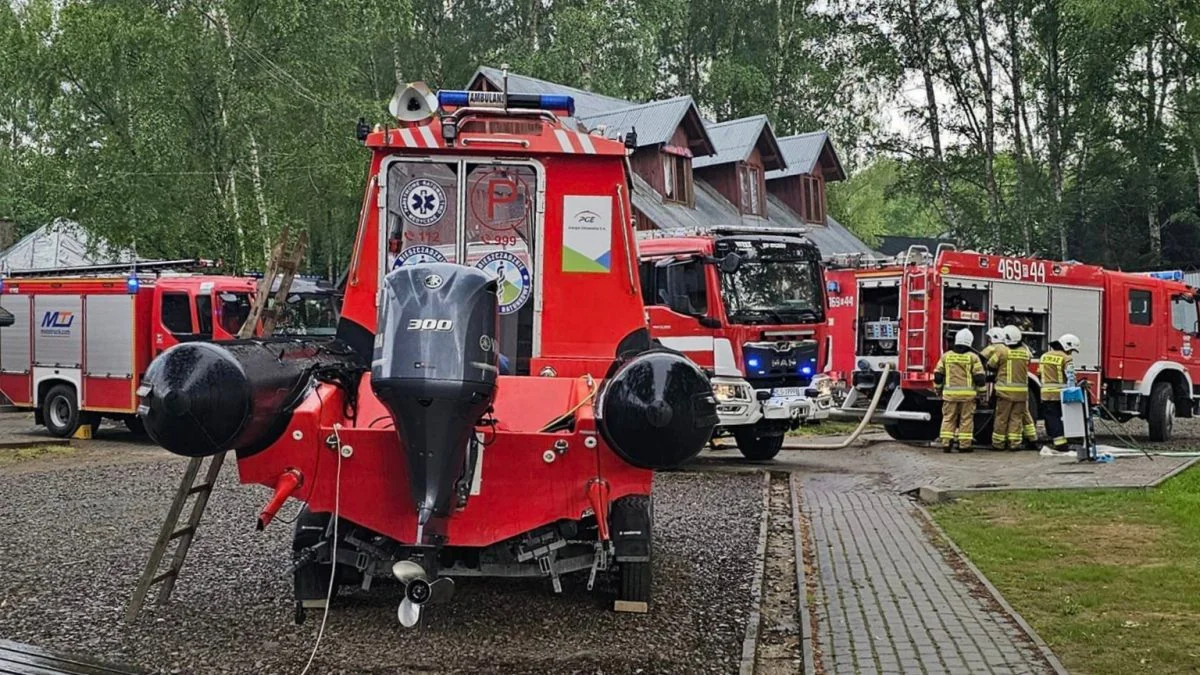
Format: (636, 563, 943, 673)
(638, 227, 833, 460)
(0, 273, 256, 437)
(833, 246, 1200, 442)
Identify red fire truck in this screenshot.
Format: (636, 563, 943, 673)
(0, 269, 257, 437)
(829, 245, 1200, 442)
(637, 226, 834, 459)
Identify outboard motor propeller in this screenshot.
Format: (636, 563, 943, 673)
(371, 263, 499, 545)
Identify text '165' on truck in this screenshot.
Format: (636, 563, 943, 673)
(826, 245, 1200, 442)
(638, 226, 834, 460)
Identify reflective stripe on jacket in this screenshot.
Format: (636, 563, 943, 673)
(992, 346, 1030, 400)
(1038, 349, 1072, 401)
(935, 351, 985, 400)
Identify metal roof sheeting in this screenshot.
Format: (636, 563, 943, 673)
(578, 96, 713, 152)
(692, 115, 784, 170)
(767, 132, 832, 179)
(0, 219, 139, 273)
(762, 196, 876, 257)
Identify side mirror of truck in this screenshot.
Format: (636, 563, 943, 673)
(719, 253, 741, 274)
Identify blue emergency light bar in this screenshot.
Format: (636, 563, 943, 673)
(1144, 270, 1185, 282)
(437, 90, 576, 117)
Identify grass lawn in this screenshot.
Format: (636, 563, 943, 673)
(930, 466, 1200, 674)
(0, 444, 76, 465)
(787, 420, 877, 437)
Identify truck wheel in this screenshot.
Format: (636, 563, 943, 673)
(124, 416, 147, 436)
(42, 385, 80, 438)
(883, 419, 940, 442)
(611, 495, 652, 607)
(1148, 382, 1175, 442)
(619, 559, 652, 605)
(732, 427, 784, 461)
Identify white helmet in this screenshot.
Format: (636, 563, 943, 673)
(1059, 333, 1080, 353)
(986, 327, 1005, 344)
(954, 328, 974, 347)
(1003, 325, 1022, 346)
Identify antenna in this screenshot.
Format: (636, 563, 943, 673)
(501, 63, 510, 111)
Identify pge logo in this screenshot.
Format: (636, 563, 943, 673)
(41, 311, 74, 329)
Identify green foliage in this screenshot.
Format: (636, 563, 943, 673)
(8, 0, 1200, 273)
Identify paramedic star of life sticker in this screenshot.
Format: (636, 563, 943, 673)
(394, 245, 447, 269)
(475, 251, 531, 315)
(399, 178, 447, 227)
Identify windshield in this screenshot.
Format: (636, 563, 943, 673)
(716, 238, 824, 325)
(275, 292, 339, 336)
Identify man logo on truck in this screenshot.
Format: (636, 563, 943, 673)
(40, 311, 74, 336)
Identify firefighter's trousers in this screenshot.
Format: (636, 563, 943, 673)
(1042, 401, 1068, 448)
(940, 398, 976, 448)
(992, 397, 1028, 450)
(1022, 408, 1037, 444)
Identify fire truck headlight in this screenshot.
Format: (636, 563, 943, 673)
(812, 375, 834, 397)
(712, 382, 752, 402)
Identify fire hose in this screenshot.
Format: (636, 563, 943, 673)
(784, 363, 894, 450)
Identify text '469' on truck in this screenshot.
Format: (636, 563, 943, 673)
(638, 226, 834, 460)
(826, 245, 1200, 442)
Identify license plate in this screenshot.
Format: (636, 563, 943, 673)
(772, 387, 804, 398)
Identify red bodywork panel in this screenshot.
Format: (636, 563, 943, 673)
(825, 250, 1200, 401)
(0, 275, 255, 415)
(238, 377, 651, 547)
(236, 111, 656, 548)
(637, 236, 827, 379)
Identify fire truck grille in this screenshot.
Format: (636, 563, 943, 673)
(742, 341, 819, 387)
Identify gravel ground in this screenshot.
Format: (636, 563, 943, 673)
(0, 459, 762, 674)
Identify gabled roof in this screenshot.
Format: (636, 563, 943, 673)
(467, 66, 633, 118)
(692, 116, 786, 171)
(579, 96, 715, 156)
(766, 132, 847, 182)
(765, 195, 877, 257)
(0, 219, 139, 273)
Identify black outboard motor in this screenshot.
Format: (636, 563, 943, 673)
(371, 263, 499, 545)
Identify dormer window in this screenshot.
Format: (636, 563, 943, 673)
(738, 163, 765, 216)
(662, 151, 693, 205)
(800, 175, 825, 223)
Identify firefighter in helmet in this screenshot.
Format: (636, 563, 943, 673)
(988, 325, 1032, 450)
(934, 328, 986, 453)
(981, 326, 1038, 449)
(1039, 333, 1080, 453)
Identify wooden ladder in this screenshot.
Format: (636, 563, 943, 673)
(125, 229, 308, 622)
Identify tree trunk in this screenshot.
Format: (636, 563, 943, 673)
(213, 6, 246, 269)
(908, 0, 958, 233)
(1146, 38, 1161, 263)
(248, 132, 272, 265)
(1044, 0, 1067, 259)
(1005, 1, 1031, 254)
(973, 0, 1000, 248)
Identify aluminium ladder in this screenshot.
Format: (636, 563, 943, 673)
(125, 229, 307, 622)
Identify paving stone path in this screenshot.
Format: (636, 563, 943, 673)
(801, 473, 1054, 675)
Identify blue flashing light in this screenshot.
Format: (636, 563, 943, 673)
(538, 95, 576, 115)
(748, 358, 760, 368)
(126, 274, 140, 294)
(437, 90, 576, 117)
(826, 280, 840, 293)
(438, 91, 471, 108)
(1145, 270, 1185, 282)
(801, 366, 813, 376)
